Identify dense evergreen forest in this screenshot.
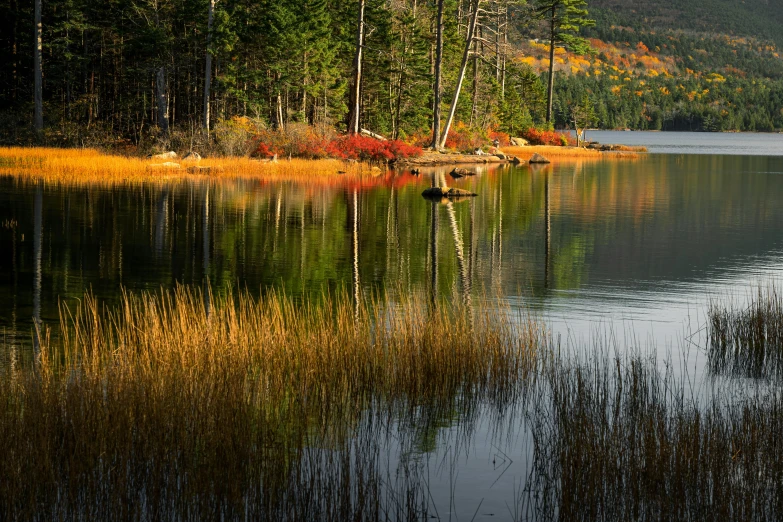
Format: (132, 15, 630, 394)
(1, 0, 782, 151)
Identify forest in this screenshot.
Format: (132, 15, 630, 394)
(1, 0, 782, 153)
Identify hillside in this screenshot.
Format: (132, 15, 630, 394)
(522, 0, 783, 131)
(589, 0, 783, 48)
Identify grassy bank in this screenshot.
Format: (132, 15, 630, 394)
(0, 147, 371, 185)
(503, 145, 646, 161)
(0, 288, 540, 519)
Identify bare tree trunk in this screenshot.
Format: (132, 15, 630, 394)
(440, 0, 481, 149)
(546, 7, 556, 124)
(348, 0, 366, 134)
(431, 0, 445, 149)
(157, 66, 169, 133)
(34, 0, 43, 133)
(203, 0, 215, 131)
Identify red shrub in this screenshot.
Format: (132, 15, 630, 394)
(253, 127, 423, 162)
(489, 130, 511, 147)
(522, 128, 577, 147)
(327, 135, 422, 162)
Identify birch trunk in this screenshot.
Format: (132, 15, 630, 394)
(348, 0, 366, 134)
(203, 0, 215, 131)
(34, 0, 43, 132)
(157, 65, 169, 133)
(431, 0, 445, 149)
(546, 7, 556, 124)
(439, 0, 481, 150)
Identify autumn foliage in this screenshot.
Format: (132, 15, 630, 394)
(253, 127, 422, 163)
(522, 128, 576, 147)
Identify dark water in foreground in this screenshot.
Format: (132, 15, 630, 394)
(2, 148, 783, 518)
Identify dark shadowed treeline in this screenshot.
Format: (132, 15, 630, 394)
(0, 0, 546, 148)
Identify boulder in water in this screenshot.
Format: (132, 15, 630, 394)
(528, 153, 551, 164)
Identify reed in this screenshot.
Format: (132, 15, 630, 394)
(527, 349, 783, 521)
(0, 287, 541, 520)
(708, 284, 783, 379)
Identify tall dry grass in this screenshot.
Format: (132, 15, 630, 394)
(0, 287, 541, 520)
(0, 147, 369, 186)
(502, 145, 643, 161)
(708, 284, 783, 379)
(527, 348, 783, 521)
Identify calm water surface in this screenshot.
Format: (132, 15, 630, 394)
(2, 138, 783, 518)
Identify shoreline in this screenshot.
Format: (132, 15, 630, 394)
(397, 145, 645, 167)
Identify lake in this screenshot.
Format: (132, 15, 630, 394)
(2, 133, 783, 518)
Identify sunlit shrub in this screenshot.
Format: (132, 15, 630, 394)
(254, 128, 422, 162)
(522, 127, 577, 147)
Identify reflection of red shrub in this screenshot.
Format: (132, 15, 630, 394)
(522, 128, 576, 146)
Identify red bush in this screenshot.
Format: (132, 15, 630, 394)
(489, 130, 510, 147)
(327, 135, 422, 162)
(253, 127, 423, 162)
(521, 128, 576, 147)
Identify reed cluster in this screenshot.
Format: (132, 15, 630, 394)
(527, 350, 783, 521)
(708, 285, 783, 379)
(0, 287, 540, 520)
(0, 147, 367, 186)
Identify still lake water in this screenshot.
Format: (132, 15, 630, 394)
(2, 132, 783, 518)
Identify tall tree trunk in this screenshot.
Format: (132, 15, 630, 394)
(431, 0, 445, 149)
(546, 6, 556, 124)
(440, 0, 481, 149)
(348, 0, 366, 134)
(157, 66, 169, 133)
(203, 0, 215, 131)
(34, 0, 43, 133)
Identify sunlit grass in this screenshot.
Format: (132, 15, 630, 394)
(0, 147, 370, 186)
(503, 145, 644, 160)
(0, 287, 541, 519)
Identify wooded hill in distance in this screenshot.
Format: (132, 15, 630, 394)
(1, 0, 782, 152)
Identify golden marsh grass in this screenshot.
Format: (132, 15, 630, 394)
(502, 145, 644, 161)
(0, 147, 368, 186)
(0, 287, 541, 519)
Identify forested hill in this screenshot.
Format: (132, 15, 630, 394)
(544, 0, 783, 131)
(590, 0, 783, 47)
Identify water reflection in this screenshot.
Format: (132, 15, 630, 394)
(2, 154, 783, 351)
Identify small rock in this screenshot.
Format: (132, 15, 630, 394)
(422, 187, 477, 199)
(182, 151, 202, 163)
(149, 162, 181, 169)
(445, 188, 477, 198)
(528, 153, 551, 164)
(510, 156, 524, 165)
(149, 151, 177, 160)
(450, 168, 474, 179)
(187, 165, 223, 174)
(510, 137, 529, 147)
(495, 153, 507, 160)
